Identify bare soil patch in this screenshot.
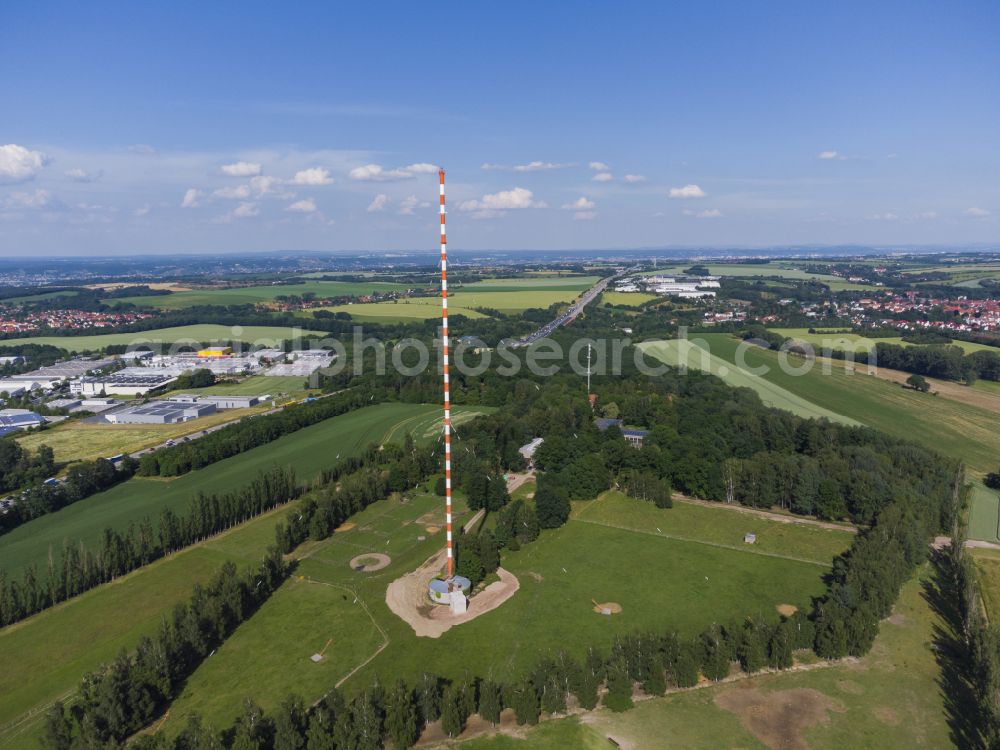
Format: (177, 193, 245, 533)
(886, 613, 906, 626)
(872, 706, 901, 726)
(526, 571, 544, 582)
(424, 525, 440, 534)
(776, 603, 798, 617)
(334, 522, 356, 533)
(592, 600, 623, 615)
(386, 549, 519, 638)
(349, 553, 391, 572)
(715, 687, 846, 750)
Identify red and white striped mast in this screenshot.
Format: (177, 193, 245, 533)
(439, 167, 454, 578)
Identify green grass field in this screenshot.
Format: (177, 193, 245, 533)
(4, 290, 80, 304)
(971, 548, 1000, 623)
(638, 263, 858, 284)
(636, 339, 858, 424)
(968, 482, 1000, 544)
(601, 291, 658, 307)
(0, 508, 292, 750)
(0, 324, 329, 351)
(574, 492, 855, 566)
(0, 403, 490, 579)
(451, 565, 951, 749)
(112, 281, 415, 309)
(771, 328, 1000, 355)
(151, 489, 836, 734)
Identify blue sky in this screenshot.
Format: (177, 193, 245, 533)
(1, 1, 998, 255)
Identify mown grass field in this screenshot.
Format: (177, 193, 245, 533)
(638, 263, 854, 283)
(771, 327, 1000, 355)
(0, 403, 490, 579)
(636, 339, 858, 424)
(450, 567, 951, 749)
(153, 488, 836, 734)
(112, 281, 415, 309)
(14, 405, 269, 464)
(968, 482, 1000, 544)
(319, 286, 587, 320)
(0, 324, 329, 351)
(0, 511, 290, 750)
(574, 492, 855, 566)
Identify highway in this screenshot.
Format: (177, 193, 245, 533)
(506, 270, 631, 347)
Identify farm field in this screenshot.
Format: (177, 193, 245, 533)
(771, 327, 1000, 355)
(0, 403, 491, 579)
(601, 291, 658, 307)
(451, 566, 952, 750)
(636, 339, 858, 424)
(638, 263, 856, 284)
(306, 301, 488, 322)
(112, 281, 416, 309)
(968, 482, 1000, 545)
(14, 405, 269, 463)
(156, 490, 834, 734)
(0, 323, 329, 351)
(971, 548, 1000, 622)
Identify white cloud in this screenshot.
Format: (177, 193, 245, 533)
(869, 212, 899, 221)
(213, 184, 252, 199)
(623, 174, 646, 183)
(249, 175, 281, 196)
(459, 187, 543, 214)
(65, 167, 98, 182)
(683, 207, 722, 218)
(133, 205, 150, 217)
(290, 167, 333, 185)
(591, 172, 613, 183)
(367, 193, 389, 212)
(965, 206, 991, 218)
(232, 202, 259, 218)
(818, 150, 847, 160)
(349, 162, 436, 181)
(181, 188, 202, 208)
(4, 189, 52, 209)
(574, 211, 597, 221)
(286, 198, 317, 213)
(589, 161, 610, 171)
(561, 197, 596, 211)
(482, 161, 575, 172)
(0, 144, 48, 183)
(669, 184, 706, 199)
(220, 161, 262, 177)
(398, 195, 430, 215)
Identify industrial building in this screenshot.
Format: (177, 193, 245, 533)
(595, 417, 649, 447)
(168, 394, 260, 409)
(74, 372, 177, 396)
(0, 409, 47, 437)
(105, 401, 217, 425)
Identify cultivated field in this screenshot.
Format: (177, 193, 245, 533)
(972, 548, 1000, 622)
(112, 281, 415, 309)
(451, 566, 952, 749)
(636, 339, 858, 424)
(0, 403, 490, 579)
(305, 301, 488, 323)
(601, 291, 658, 307)
(0, 324, 329, 351)
(195, 374, 317, 398)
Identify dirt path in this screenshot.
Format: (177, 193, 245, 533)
(672, 494, 860, 534)
(506, 471, 534, 494)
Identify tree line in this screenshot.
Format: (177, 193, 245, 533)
(0, 456, 138, 535)
(0, 467, 298, 627)
(137, 389, 381, 477)
(43, 549, 289, 749)
(0, 437, 56, 493)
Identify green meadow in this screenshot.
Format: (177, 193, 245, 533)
(0, 403, 490, 579)
(112, 281, 416, 309)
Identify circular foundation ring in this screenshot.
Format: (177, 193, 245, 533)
(349, 553, 391, 572)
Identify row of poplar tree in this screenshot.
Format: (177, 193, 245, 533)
(0, 466, 299, 627)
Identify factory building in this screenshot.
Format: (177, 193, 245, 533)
(105, 401, 217, 425)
